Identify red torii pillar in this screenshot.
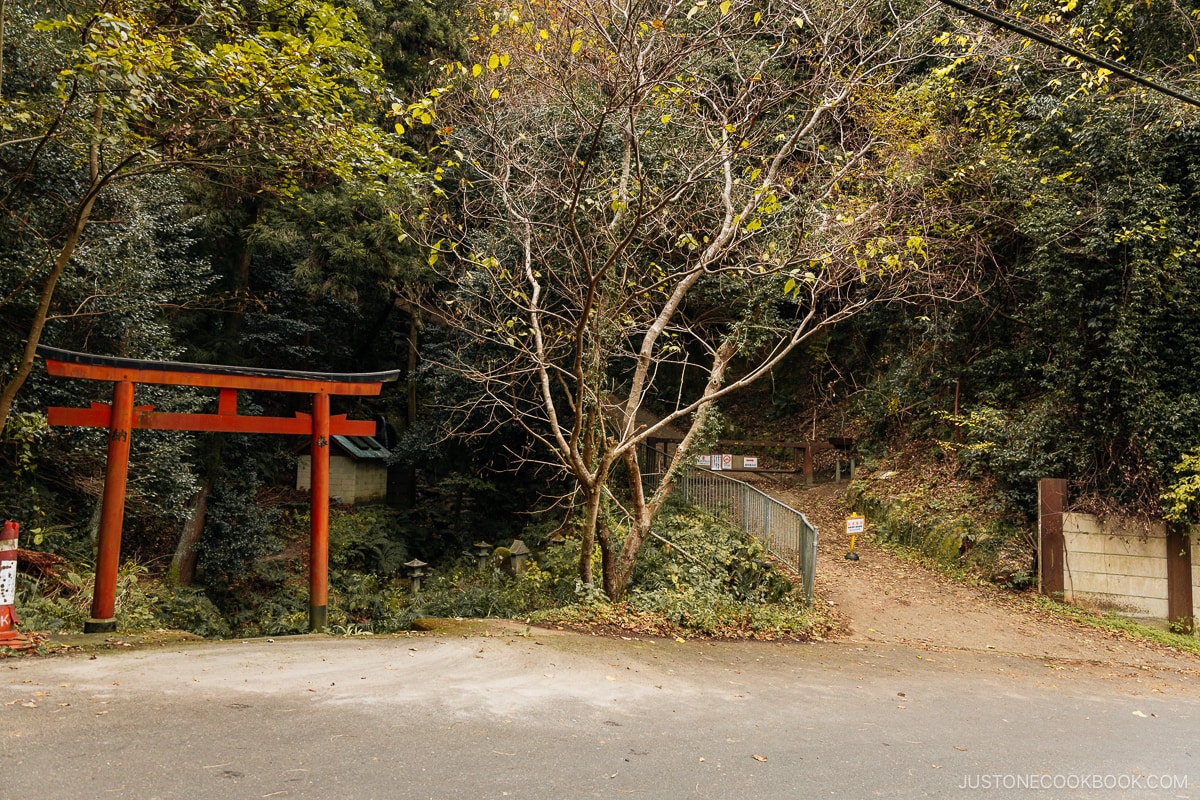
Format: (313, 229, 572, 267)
(37, 345, 399, 634)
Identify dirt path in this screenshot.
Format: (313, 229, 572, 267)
(750, 476, 1200, 674)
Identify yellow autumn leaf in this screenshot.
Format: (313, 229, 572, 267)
(720, 0, 731, 14)
(394, 122, 406, 134)
(571, 39, 582, 54)
(660, 114, 672, 124)
(539, 28, 549, 39)
(500, 54, 510, 67)
(491, 88, 501, 99)
(488, 53, 500, 69)
(472, 63, 482, 76)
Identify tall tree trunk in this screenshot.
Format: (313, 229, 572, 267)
(603, 339, 738, 599)
(597, 517, 618, 600)
(0, 100, 109, 434)
(169, 478, 212, 587)
(578, 481, 603, 589)
(0, 0, 7, 98)
(0, 194, 99, 434)
(216, 203, 259, 362)
(400, 312, 420, 507)
(603, 449, 652, 600)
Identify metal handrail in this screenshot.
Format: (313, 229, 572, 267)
(641, 453, 818, 607)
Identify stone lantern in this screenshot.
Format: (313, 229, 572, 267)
(508, 539, 531, 573)
(405, 558, 428, 594)
(473, 541, 493, 570)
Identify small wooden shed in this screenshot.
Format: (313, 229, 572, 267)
(296, 435, 392, 505)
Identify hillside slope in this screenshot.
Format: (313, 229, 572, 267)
(753, 477, 1200, 673)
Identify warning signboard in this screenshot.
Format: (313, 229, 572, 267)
(720, 454, 733, 471)
(845, 515, 865, 535)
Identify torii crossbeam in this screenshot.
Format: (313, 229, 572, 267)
(37, 345, 400, 634)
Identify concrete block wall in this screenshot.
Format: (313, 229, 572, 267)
(296, 456, 388, 505)
(1194, 530, 1200, 624)
(1062, 512, 1174, 620)
(353, 462, 388, 503)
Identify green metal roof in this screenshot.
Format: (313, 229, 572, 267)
(332, 435, 392, 460)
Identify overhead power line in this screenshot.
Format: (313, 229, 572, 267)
(934, 0, 1200, 109)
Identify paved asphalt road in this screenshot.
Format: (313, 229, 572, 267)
(3, 628, 1198, 799)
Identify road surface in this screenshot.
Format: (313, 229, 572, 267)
(4, 625, 1198, 799)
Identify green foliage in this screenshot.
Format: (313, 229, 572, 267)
(850, 459, 1034, 589)
(328, 506, 409, 576)
(397, 506, 822, 639)
(537, 594, 825, 641)
(10, 0, 417, 190)
(12, 496, 825, 641)
(1031, 595, 1200, 657)
(12, 0, 1200, 650)
(328, 572, 413, 634)
(0, 412, 51, 530)
(196, 472, 282, 585)
(13, 570, 91, 634)
(149, 586, 233, 639)
(194, 503, 413, 636)
(631, 513, 794, 604)
(533, 511, 825, 640)
(417, 556, 565, 619)
(360, 0, 468, 90)
(837, 62, 1200, 515)
(16, 561, 230, 637)
(1162, 446, 1200, 524)
(384, 469, 530, 564)
(0, 0, 424, 442)
(934, 405, 1070, 510)
(0, 178, 211, 550)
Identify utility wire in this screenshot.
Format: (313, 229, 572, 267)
(934, 0, 1200, 109)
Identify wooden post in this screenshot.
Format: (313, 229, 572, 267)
(802, 444, 814, 486)
(310, 393, 331, 632)
(1166, 523, 1194, 634)
(86, 380, 135, 633)
(1038, 478, 1067, 599)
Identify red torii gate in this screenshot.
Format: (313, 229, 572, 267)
(37, 345, 400, 634)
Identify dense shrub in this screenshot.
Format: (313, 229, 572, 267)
(15, 562, 231, 637)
